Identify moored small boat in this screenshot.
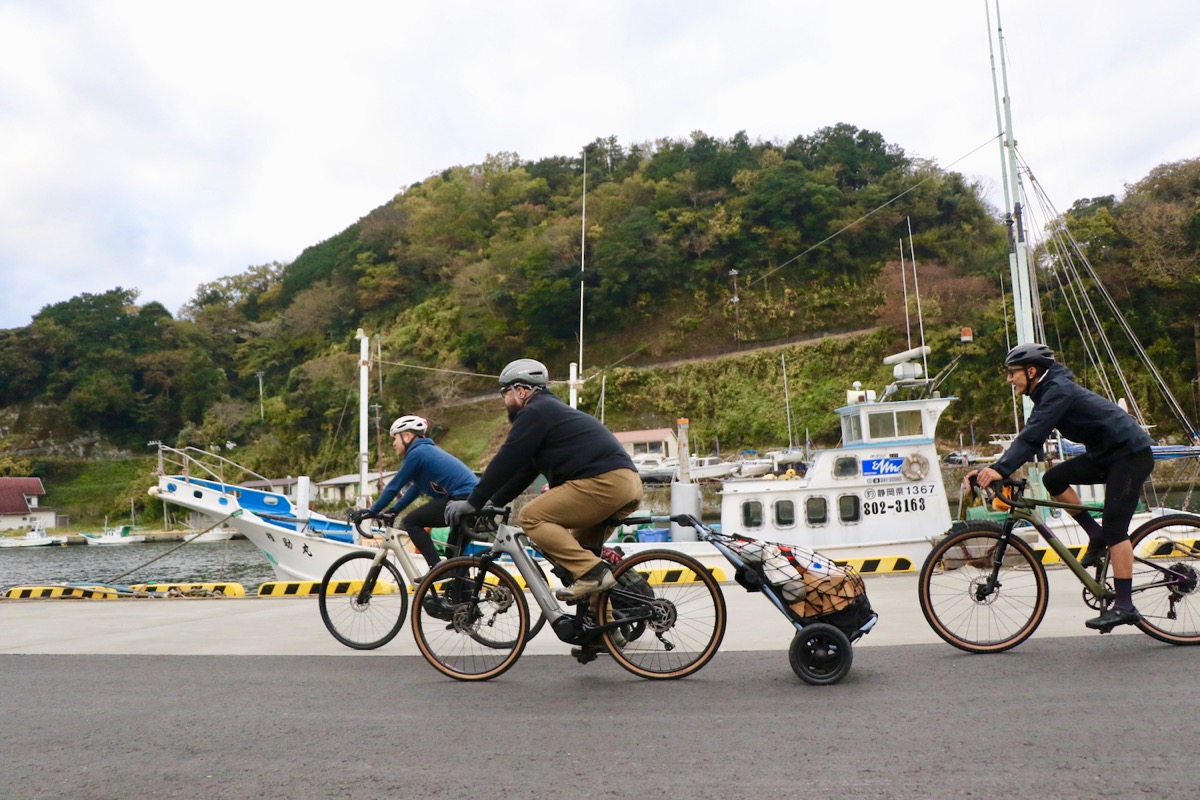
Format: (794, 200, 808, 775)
(0, 523, 67, 548)
(82, 524, 146, 546)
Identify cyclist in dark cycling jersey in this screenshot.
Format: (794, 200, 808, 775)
(444, 358, 642, 603)
(967, 343, 1154, 630)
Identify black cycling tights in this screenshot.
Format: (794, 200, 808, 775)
(1042, 448, 1155, 546)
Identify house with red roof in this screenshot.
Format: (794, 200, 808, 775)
(0, 477, 56, 531)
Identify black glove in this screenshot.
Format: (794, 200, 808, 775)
(348, 508, 371, 524)
(444, 499, 477, 527)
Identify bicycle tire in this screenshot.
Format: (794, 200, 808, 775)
(1128, 513, 1200, 645)
(411, 556, 529, 681)
(789, 623, 853, 685)
(599, 549, 726, 679)
(918, 521, 1049, 653)
(319, 551, 409, 650)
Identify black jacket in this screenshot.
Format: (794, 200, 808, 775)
(992, 364, 1153, 477)
(468, 390, 636, 508)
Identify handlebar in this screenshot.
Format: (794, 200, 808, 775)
(346, 509, 397, 539)
(961, 476, 1029, 513)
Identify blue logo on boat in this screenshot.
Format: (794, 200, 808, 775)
(863, 458, 904, 476)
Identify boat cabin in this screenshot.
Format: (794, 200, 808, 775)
(719, 392, 955, 558)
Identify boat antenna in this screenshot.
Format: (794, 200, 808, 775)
(898, 237, 911, 351)
(906, 216, 929, 380)
(781, 353, 795, 449)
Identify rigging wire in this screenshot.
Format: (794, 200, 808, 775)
(1015, 149, 1198, 444)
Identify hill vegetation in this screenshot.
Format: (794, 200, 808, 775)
(2, 126, 1198, 524)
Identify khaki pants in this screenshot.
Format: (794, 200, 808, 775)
(516, 469, 643, 579)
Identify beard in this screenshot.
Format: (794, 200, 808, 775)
(506, 404, 520, 423)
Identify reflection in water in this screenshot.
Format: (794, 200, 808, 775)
(0, 539, 277, 591)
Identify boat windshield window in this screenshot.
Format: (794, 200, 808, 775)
(868, 412, 896, 439)
(867, 409, 925, 440)
(805, 496, 828, 526)
(838, 494, 861, 523)
(843, 414, 863, 444)
(774, 500, 795, 527)
(896, 410, 923, 437)
(833, 456, 858, 478)
(741, 500, 763, 528)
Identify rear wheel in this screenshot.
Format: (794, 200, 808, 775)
(411, 557, 529, 681)
(319, 551, 408, 650)
(1128, 514, 1200, 645)
(599, 549, 726, 679)
(918, 521, 1048, 653)
(789, 623, 853, 685)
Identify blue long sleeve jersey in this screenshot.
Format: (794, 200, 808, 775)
(991, 364, 1153, 477)
(367, 437, 479, 515)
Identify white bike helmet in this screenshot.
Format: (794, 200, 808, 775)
(389, 415, 429, 436)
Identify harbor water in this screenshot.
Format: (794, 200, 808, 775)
(0, 538, 277, 592)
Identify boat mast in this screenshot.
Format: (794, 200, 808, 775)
(989, 1, 1038, 419)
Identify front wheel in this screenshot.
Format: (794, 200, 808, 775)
(789, 623, 853, 685)
(918, 521, 1049, 653)
(1128, 514, 1200, 645)
(319, 551, 409, 650)
(411, 557, 529, 681)
(599, 549, 726, 679)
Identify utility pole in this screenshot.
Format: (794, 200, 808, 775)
(255, 371, 265, 420)
(729, 269, 740, 349)
(371, 403, 384, 492)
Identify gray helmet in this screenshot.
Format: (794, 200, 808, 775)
(498, 358, 549, 388)
(1005, 342, 1055, 369)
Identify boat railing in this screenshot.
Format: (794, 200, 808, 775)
(155, 444, 272, 489)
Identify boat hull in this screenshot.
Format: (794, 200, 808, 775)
(150, 475, 367, 582)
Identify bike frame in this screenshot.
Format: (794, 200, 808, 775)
(997, 495, 1111, 600)
(470, 521, 651, 643)
(352, 523, 425, 604)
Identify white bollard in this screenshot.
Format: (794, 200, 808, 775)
(669, 480, 701, 542)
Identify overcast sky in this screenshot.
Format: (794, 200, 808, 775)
(2, 1, 1197, 330)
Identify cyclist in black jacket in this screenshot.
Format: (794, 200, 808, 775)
(968, 343, 1154, 629)
(445, 359, 642, 602)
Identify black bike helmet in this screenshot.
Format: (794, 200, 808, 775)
(1004, 342, 1055, 370)
(498, 358, 549, 389)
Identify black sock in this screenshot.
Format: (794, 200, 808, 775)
(1072, 511, 1104, 543)
(1114, 578, 1133, 610)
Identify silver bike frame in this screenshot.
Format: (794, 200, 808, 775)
(479, 522, 570, 625)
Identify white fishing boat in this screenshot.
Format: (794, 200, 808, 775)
(82, 524, 146, 546)
(0, 522, 67, 548)
(183, 525, 239, 543)
(731, 450, 774, 478)
(149, 445, 367, 582)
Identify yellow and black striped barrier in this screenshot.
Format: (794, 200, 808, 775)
(834, 556, 914, 574)
(256, 581, 324, 597)
(4, 585, 124, 599)
(129, 583, 246, 597)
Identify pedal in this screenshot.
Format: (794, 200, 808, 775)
(571, 645, 601, 664)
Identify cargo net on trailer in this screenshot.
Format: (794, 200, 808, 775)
(724, 534, 874, 635)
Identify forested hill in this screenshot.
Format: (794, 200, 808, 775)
(2, 125, 1198, 483)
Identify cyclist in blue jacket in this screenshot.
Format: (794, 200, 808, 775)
(350, 415, 478, 569)
(968, 343, 1154, 630)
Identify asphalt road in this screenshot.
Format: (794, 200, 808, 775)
(2, 573, 1196, 799)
